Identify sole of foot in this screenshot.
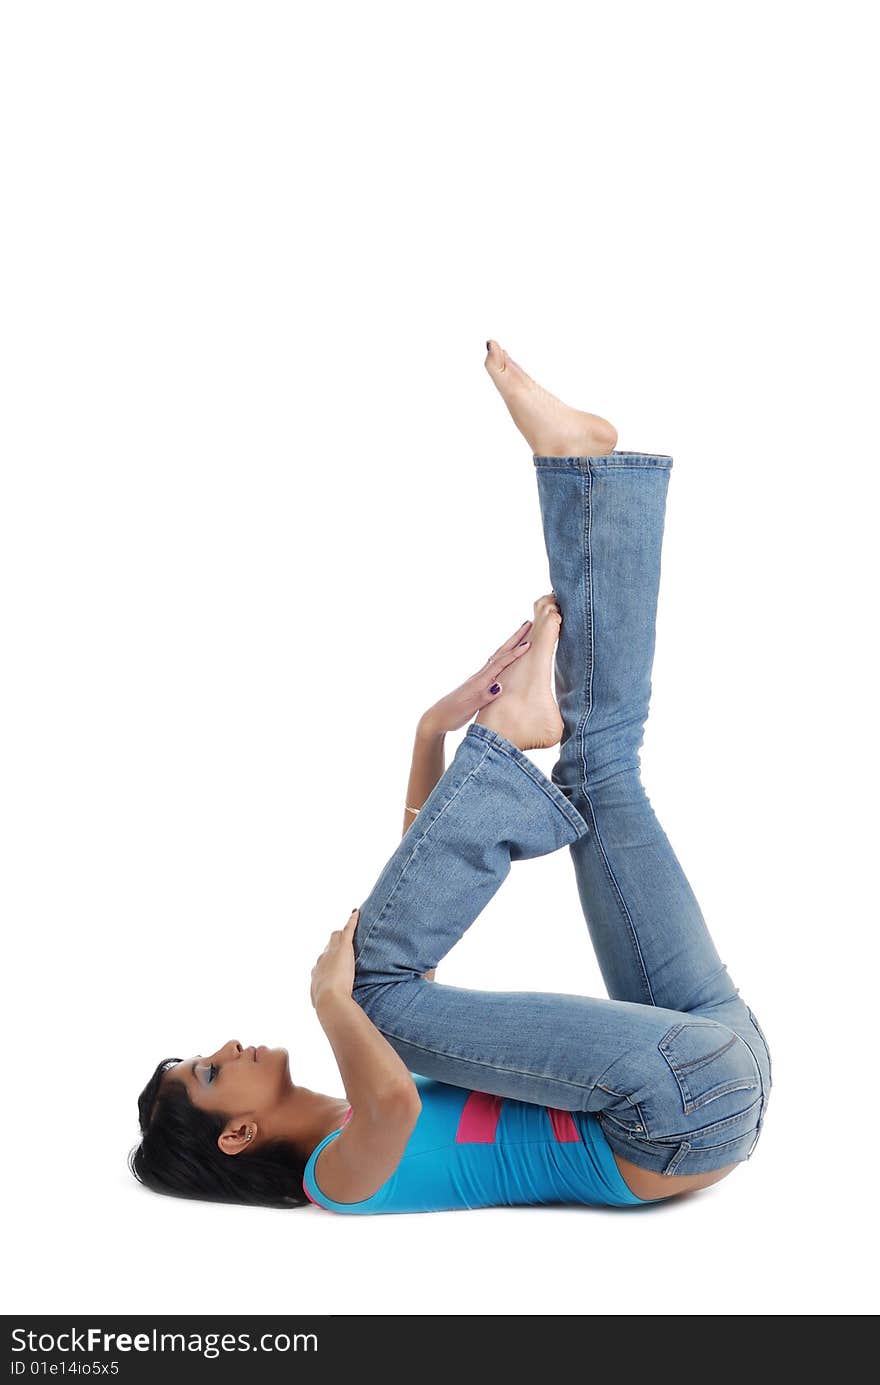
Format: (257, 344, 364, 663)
(475, 594, 565, 751)
(484, 339, 618, 459)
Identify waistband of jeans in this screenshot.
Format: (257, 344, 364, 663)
(533, 451, 672, 469)
(465, 723, 588, 838)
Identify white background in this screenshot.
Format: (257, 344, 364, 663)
(3, 1, 877, 1317)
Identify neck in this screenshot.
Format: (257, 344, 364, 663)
(260, 1084, 350, 1161)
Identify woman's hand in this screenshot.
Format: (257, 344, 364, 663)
(419, 619, 533, 737)
(310, 909, 359, 1009)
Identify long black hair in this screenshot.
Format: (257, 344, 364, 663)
(129, 1058, 308, 1210)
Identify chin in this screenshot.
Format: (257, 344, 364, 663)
(270, 1046, 292, 1079)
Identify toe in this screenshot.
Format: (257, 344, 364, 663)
(485, 339, 508, 375)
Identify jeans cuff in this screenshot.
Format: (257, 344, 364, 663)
(465, 722, 588, 839)
(533, 451, 672, 469)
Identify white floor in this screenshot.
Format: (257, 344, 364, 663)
(11, 1115, 867, 1315)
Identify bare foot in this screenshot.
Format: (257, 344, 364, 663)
(475, 594, 564, 751)
(484, 340, 618, 458)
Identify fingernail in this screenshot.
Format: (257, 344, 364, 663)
(486, 340, 491, 352)
(490, 683, 501, 694)
(516, 639, 530, 647)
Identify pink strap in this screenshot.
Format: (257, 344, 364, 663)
(546, 1106, 580, 1142)
(455, 1090, 504, 1144)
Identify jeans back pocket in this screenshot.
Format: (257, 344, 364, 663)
(659, 1020, 761, 1116)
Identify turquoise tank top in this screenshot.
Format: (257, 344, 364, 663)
(302, 1074, 647, 1214)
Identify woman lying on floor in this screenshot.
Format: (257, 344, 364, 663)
(130, 341, 772, 1214)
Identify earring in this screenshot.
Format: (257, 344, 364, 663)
(245, 1129, 253, 1142)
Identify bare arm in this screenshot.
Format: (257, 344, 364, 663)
(401, 718, 446, 838)
(402, 620, 535, 985)
(310, 912, 421, 1203)
(401, 720, 445, 982)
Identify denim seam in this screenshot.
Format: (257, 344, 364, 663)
(572, 461, 655, 1004)
(746, 1006, 772, 1085)
(595, 1115, 662, 1175)
(664, 1144, 691, 1173)
(730, 1016, 769, 1129)
(577, 797, 656, 1006)
(596, 1118, 754, 1177)
(600, 1100, 761, 1150)
(465, 723, 587, 836)
(600, 1109, 655, 1138)
(374, 1030, 597, 1094)
(594, 1080, 762, 1144)
(533, 453, 673, 470)
(595, 1083, 648, 1133)
(354, 740, 493, 960)
(577, 465, 594, 792)
(596, 1081, 632, 1101)
(594, 1077, 651, 1124)
(666, 1129, 758, 1157)
(678, 1078, 758, 1115)
(658, 1025, 739, 1071)
(647, 1094, 764, 1143)
(745, 1007, 772, 1128)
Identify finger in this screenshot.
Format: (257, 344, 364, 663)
(475, 681, 503, 708)
(483, 620, 532, 666)
(495, 619, 533, 658)
(499, 619, 533, 653)
(485, 622, 533, 669)
(343, 910, 359, 933)
(493, 640, 531, 673)
(483, 638, 532, 682)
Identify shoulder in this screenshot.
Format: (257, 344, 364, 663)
(303, 1088, 421, 1212)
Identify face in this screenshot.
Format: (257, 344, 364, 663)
(163, 1039, 292, 1152)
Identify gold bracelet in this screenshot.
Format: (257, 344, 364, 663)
(405, 803, 421, 815)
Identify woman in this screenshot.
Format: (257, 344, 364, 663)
(131, 341, 772, 1214)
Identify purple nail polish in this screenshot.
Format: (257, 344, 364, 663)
(490, 683, 501, 694)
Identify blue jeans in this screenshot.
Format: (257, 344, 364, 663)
(353, 453, 772, 1177)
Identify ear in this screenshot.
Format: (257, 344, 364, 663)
(217, 1119, 258, 1157)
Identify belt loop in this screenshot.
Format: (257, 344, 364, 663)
(664, 1141, 691, 1174)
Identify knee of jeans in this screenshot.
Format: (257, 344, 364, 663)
(580, 744, 643, 791)
(352, 975, 418, 1029)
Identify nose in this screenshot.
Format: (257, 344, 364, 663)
(218, 1040, 243, 1060)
